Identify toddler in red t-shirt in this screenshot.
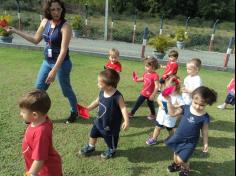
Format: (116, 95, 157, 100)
(129, 56, 160, 120)
(19, 90, 62, 176)
(159, 50, 179, 90)
(104, 48, 122, 73)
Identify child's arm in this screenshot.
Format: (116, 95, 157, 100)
(118, 96, 129, 131)
(27, 160, 44, 175)
(149, 81, 159, 101)
(166, 96, 183, 117)
(157, 98, 164, 109)
(87, 97, 99, 111)
(202, 124, 209, 153)
(135, 77, 144, 82)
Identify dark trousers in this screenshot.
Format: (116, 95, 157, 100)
(131, 95, 156, 115)
(225, 93, 235, 105)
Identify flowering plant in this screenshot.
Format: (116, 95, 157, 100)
(0, 15, 12, 37)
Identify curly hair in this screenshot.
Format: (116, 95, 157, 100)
(43, 0, 66, 20)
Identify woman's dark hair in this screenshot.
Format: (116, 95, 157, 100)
(192, 86, 217, 105)
(99, 69, 120, 88)
(43, 0, 66, 20)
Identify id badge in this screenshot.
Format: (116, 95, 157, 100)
(48, 48, 52, 58)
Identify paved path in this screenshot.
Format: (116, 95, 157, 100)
(1, 34, 235, 70)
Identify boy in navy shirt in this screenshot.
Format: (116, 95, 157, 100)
(165, 86, 217, 176)
(79, 69, 129, 159)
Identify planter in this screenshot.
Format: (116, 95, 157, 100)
(153, 51, 166, 60)
(0, 35, 13, 43)
(72, 29, 80, 38)
(176, 41, 184, 49)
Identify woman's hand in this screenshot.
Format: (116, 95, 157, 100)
(202, 144, 208, 153)
(3, 26, 16, 33)
(45, 70, 57, 84)
(122, 120, 129, 131)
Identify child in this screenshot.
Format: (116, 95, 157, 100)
(165, 86, 217, 176)
(104, 48, 122, 73)
(146, 76, 185, 145)
(129, 57, 160, 120)
(217, 75, 235, 110)
(79, 69, 129, 159)
(19, 90, 62, 176)
(159, 50, 179, 87)
(182, 58, 203, 105)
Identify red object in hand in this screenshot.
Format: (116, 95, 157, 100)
(162, 86, 176, 97)
(0, 19, 8, 28)
(132, 71, 138, 81)
(77, 104, 90, 119)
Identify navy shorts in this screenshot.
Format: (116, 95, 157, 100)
(90, 124, 119, 149)
(155, 121, 175, 131)
(159, 78, 165, 84)
(225, 93, 235, 105)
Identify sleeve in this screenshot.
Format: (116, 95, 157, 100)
(32, 127, 51, 161)
(177, 96, 185, 106)
(157, 94, 162, 101)
(193, 77, 202, 89)
(153, 73, 159, 81)
(117, 63, 122, 72)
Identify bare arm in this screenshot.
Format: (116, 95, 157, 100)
(28, 160, 44, 175)
(87, 97, 99, 111)
(166, 96, 183, 117)
(149, 80, 159, 101)
(135, 77, 144, 82)
(118, 96, 129, 131)
(5, 19, 47, 45)
(202, 124, 209, 152)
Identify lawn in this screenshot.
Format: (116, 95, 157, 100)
(0, 47, 234, 176)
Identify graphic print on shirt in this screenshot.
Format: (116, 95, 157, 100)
(187, 116, 195, 124)
(143, 77, 152, 95)
(97, 101, 107, 119)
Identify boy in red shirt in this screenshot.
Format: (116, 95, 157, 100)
(159, 50, 179, 90)
(19, 90, 62, 176)
(104, 48, 122, 73)
(129, 57, 160, 120)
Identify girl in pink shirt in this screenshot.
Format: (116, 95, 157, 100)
(129, 57, 160, 120)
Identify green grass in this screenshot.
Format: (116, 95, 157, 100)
(0, 47, 234, 176)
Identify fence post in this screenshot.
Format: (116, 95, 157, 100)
(141, 27, 149, 59)
(159, 16, 164, 35)
(132, 9, 138, 43)
(38, 0, 43, 21)
(109, 6, 115, 41)
(185, 17, 190, 36)
(223, 36, 235, 69)
(16, 0, 22, 30)
(85, 3, 88, 37)
(209, 19, 219, 52)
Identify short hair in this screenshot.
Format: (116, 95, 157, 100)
(19, 89, 51, 115)
(109, 48, 120, 57)
(187, 58, 202, 69)
(192, 86, 217, 105)
(43, 0, 66, 20)
(168, 50, 179, 58)
(144, 56, 160, 70)
(99, 69, 120, 88)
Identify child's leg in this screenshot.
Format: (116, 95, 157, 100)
(152, 126, 162, 140)
(130, 95, 146, 115)
(147, 99, 156, 116)
(89, 138, 97, 146)
(101, 134, 119, 159)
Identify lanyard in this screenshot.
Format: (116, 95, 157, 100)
(47, 20, 61, 47)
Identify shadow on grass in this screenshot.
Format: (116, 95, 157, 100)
(208, 136, 234, 148)
(210, 120, 235, 132)
(116, 146, 171, 163)
(190, 160, 235, 176)
(52, 117, 95, 125)
(125, 100, 150, 108)
(128, 166, 152, 176)
(122, 128, 153, 138)
(129, 116, 155, 128)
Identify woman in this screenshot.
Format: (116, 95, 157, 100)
(5, 0, 78, 123)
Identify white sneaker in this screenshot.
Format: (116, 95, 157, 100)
(217, 104, 225, 109)
(147, 114, 156, 120)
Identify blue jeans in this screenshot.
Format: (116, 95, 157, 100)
(35, 59, 78, 113)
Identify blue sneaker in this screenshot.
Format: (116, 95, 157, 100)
(146, 138, 157, 145)
(79, 144, 95, 156)
(101, 148, 116, 159)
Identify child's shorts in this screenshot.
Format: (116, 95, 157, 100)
(225, 93, 235, 105)
(159, 78, 166, 84)
(155, 121, 175, 131)
(90, 124, 119, 149)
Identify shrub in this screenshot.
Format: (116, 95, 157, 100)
(70, 15, 84, 30)
(148, 34, 173, 53)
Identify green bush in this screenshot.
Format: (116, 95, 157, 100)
(70, 15, 84, 30)
(148, 34, 173, 53)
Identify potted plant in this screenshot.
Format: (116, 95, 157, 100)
(70, 15, 84, 38)
(0, 15, 13, 43)
(148, 34, 172, 60)
(175, 28, 188, 49)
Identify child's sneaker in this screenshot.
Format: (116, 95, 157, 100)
(147, 114, 156, 120)
(167, 162, 181, 172)
(101, 148, 116, 159)
(217, 104, 225, 110)
(146, 138, 157, 145)
(179, 168, 190, 176)
(65, 112, 78, 124)
(79, 144, 95, 156)
(128, 112, 134, 119)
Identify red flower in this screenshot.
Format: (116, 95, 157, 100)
(0, 19, 8, 28)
